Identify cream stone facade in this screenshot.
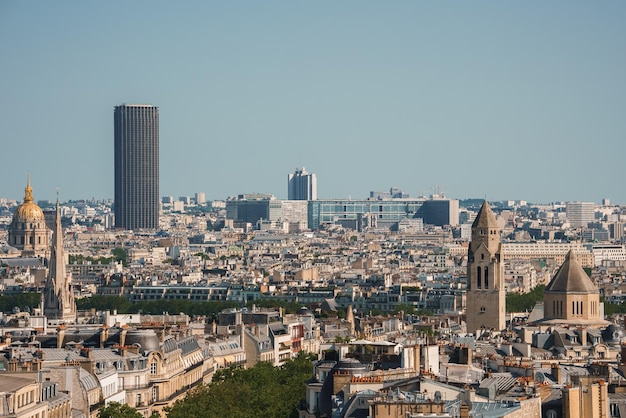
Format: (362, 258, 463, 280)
(503, 242, 594, 267)
(563, 380, 609, 418)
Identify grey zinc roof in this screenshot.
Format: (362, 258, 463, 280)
(162, 337, 179, 354)
(2, 257, 43, 267)
(469, 401, 521, 417)
(178, 337, 201, 356)
(79, 368, 99, 392)
(41, 348, 83, 362)
(545, 250, 598, 293)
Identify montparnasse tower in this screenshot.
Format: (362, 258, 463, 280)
(43, 196, 76, 323)
(8, 176, 49, 257)
(466, 200, 506, 334)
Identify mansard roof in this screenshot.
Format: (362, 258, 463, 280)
(545, 250, 597, 294)
(472, 200, 498, 229)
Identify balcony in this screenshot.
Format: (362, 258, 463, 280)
(122, 383, 151, 391)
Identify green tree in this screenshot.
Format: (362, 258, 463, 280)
(98, 402, 143, 418)
(165, 352, 313, 418)
(112, 248, 128, 265)
(76, 295, 133, 312)
(0, 293, 41, 314)
(392, 303, 417, 316)
(506, 285, 545, 313)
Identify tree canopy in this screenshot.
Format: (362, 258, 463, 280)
(0, 293, 41, 313)
(165, 352, 314, 418)
(506, 285, 545, 313)
(98, 402, 143, 418)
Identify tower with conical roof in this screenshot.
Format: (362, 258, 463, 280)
(466, 201, 506, 334)
(43, 197, 76, 323)
(541, 250, 606, 326)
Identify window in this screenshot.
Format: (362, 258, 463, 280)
(150, 362, 157, 375)
(477, 267, 482, 289)
(484, 267, 489, 289)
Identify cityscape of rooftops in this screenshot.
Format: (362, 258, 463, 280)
(1, 2, 625, 418)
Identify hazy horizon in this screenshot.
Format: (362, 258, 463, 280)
(2, 2, 625, 204)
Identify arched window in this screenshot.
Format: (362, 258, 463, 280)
(484, 267, 489, 289)
(477, 266, 482, 289)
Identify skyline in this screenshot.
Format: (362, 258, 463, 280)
(1, 2, 625, 204)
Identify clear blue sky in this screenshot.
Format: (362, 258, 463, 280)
(1, 1, 625, 204)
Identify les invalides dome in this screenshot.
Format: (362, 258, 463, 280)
(8, 176, 49, 257)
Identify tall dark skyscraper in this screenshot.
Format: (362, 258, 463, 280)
(114, 104, 159, 230)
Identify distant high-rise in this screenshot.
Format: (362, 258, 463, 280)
(566, 201, 595, 228)
(288, 167, 317, 200)
(114, 104, 159, 230)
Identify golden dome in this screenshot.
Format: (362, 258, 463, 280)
(13, 176, 45, 222)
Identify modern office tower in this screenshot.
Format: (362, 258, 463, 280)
(114, 104, 159, 230)
(417, 199, 459, 227)
(566, 201, 595, 228)
(226, 194, 282, 225)
(195, 192, 206, 205)
(466, 201, 506, 334)
(609, 223, 624, 241)
(306, 198, 459, 230)
(288, 167, 317, 200)
(370, 187, 409, 199)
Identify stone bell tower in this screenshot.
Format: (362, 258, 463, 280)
(466, 200, 506, 334)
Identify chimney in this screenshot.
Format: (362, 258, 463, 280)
(578, 327, 587, 346)
(57, 326, 66, 349)
(120, 326, 128, 348)
(413, 344, 421, 373)
(551, 363, 563, 385)
(100, 325, 109, 348)
(459, 400, 471, 418)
